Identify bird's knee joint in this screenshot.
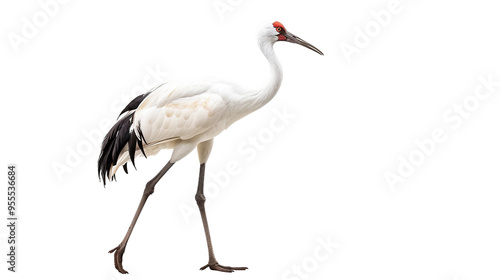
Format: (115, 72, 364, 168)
(144, 182, 155, 195)
(195, 193, 206, 205)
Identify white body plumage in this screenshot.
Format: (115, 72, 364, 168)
(110, 79, 259, 176)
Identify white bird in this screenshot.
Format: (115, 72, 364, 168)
(98, 21, 323, 274)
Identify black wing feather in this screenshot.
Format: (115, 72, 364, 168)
(128, 131, 138, 169)
(118, 92, 150, 119)
(116, 83, 164, 119)
(97, 91, 152, 186)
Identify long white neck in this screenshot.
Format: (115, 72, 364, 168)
(227, 38, 283, 125)
(246, 39, 283, 111)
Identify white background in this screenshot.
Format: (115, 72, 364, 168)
(1, 0, 500, 280)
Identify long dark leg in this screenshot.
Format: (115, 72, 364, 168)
(196, 163, 248, 273)
(109, 161, 174, 274)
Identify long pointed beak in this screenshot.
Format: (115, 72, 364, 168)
(286, 31, 324, 56)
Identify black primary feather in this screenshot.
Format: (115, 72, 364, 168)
(97, 92, 151, 186)
(97, 113, 133, 185)
(116, 83, 164, 119)
(118, 93, 149, 119)
(128, 131, 138, 169)
(137, 122, 148, 145)
(136, 129, 147, 158)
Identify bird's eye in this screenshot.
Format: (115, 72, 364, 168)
(276, 27, 282, 32)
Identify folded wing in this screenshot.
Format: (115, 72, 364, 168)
(133, 92, 227, 147)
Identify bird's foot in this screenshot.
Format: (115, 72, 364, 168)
(200, 262, 248, 273)
(109, 244, 128, 274)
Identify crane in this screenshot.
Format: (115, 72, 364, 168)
(98, 21, 323, 274)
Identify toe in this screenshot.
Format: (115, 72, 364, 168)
(200, 262, 247, 273)
(219, 264, 248, 270)
(213, 265, 234, 273)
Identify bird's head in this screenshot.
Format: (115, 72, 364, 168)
(260, 21, 324, 56)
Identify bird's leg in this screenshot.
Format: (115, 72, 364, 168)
(196, 163, 248, 273)
(109, 161, 175, 274)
